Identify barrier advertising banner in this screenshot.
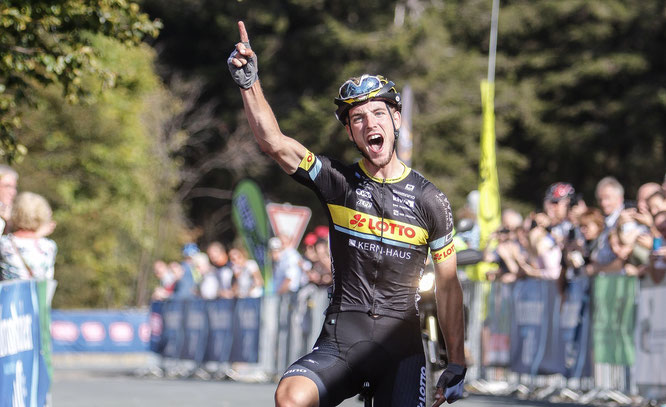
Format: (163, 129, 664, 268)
(559, 276, 593, 378)
(482, 282, 512, 367)
(204, 300, 234, 362)
(636, 273, 666, 398)
(51, 310, 150, 353)
(150, 298, 261, 364)
(592, 274, 637, 365)
(0, 280, 49, 407)
(510, 279, 563, 375)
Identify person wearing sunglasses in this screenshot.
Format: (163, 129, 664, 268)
(228, 21, 465, 407)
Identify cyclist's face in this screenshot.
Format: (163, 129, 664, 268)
(346, 100, 400, 169)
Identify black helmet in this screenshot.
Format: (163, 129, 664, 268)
(334, 74, 402, 124)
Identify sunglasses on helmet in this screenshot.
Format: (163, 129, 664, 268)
(338, 75, 386, 102)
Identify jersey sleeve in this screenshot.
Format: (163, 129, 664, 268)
(290, 148, 345, 201)
(422, 184, 455, 264)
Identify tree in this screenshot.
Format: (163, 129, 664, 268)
(0, 0, 161, 160)
(16, 34, 187, 308)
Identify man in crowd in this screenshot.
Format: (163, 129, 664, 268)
(587, 177, 626, 274)
(228, 21, 465, 406)
(206, 241, 235, 299)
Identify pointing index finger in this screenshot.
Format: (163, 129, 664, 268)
(238, 21, 250, 43)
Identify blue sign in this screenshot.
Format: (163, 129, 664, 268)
(150, 298, 261, 364)
(231, 298, 261, 363)
(51, 310, 150, 353)
(510, 279, 554, 375)
(205, 300, 234, 362)
(181, 300, 208, 363)
(559, 276, 593, 378)
(0, 280, 49, 407)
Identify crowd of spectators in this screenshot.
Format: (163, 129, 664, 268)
(475, 174, 666, 287)
(150, 227, 333, 302)
(0, 165, 58, 302)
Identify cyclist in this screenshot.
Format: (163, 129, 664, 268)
(228, 21, 466, 407)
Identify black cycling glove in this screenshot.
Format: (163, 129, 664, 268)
(227, 41, 258, 89)
(436, 363, 466, 403)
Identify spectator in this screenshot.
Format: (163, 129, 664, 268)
(309, 238, 333, 287)
(171, 244, 199, 299)
(269, 236, 303, 295)
(543, 182, 577, 246)
(636, 182, 662, 216)
(151, 260, 175, 300)
(609, 216, 650, 276)
(206, 241, 234, 299)
(517, 216, 562, 280)
(575, 208, 606, 276)
(644, 210, 666, 281)
(194, 252, 219, 300)
(229, 246, 263, 298)
(590, 176, 626, 274)
(0, 165, 18, 234)
(646, 190, 665, 218)
(485, 208, 524, 282)
(0, 192, 57, 282)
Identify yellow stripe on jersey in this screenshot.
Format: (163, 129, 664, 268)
(328, 204, 428, 246)
(432, 241, 455, 264)
(299, 150, 316, 172)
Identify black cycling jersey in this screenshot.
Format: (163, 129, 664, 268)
(292, 149, 455, 319)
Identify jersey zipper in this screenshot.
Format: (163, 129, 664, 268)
(370, 178, 385, 316)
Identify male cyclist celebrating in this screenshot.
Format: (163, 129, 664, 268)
(228, 21, 466, 407)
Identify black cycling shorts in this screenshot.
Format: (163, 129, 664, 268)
(280, 311, 427, 407)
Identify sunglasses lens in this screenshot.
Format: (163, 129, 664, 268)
(339, 76, 382, 100)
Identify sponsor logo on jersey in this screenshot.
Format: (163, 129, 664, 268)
(298, 151, 316, 171)
(418, 366, 427, 406)
(351, 240, 413, 260)
(329, 204, 428, 246)
(406, 184, 415, 191)
(357, 199, 372, 209)
(355, 188, 372, 199)
(392, 195, 414, 208)
(283, 368, 308, 376)
(432, 241, 455, 264)
(394, 190, 416, 200)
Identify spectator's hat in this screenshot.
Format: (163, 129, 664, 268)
(303, 232, 318, 247)
(268, 237, 282, 250)
(314, 225, 329, 239)
(545, 182, 575, 202)
(182, 243, 200, 258)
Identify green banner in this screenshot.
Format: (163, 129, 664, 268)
(231, 179, 272, 292)
(37, 280, 56, 380)
(592, 274, 637, 365)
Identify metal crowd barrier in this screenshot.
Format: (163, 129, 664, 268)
(149, 274, 663, 406)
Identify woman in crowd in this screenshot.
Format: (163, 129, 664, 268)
(229, 245, 264, 298)
(0, 191, 57, 282)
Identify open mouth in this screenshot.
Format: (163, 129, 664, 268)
(367, 134, 384, 153)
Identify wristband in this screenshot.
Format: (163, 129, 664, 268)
(227, 41, 258, 89)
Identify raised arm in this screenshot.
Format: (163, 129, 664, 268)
(228, 21, 307, 174)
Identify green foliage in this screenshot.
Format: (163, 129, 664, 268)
(16, 35, 186, 308)
(0, 0, 161, 161)
(144, 0, 665, 232)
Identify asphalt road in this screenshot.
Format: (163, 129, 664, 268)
(52, 366, 583, 407)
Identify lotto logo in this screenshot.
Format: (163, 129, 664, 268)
(350, 214, 366, 228)
(432, 243, 455, 263)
